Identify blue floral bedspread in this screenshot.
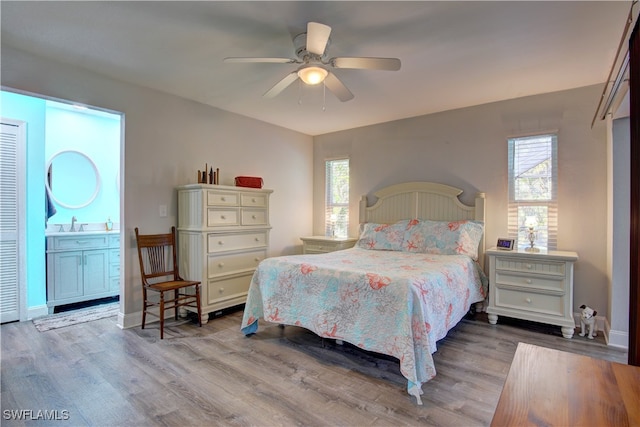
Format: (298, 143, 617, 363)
(241, 247, 488, 404)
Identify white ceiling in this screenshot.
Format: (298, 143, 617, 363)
(0, 1, 631, 136)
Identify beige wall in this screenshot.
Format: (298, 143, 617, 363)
(2, 47, 314, 325)
(314, 85, 611, 318)
(3, 45, 616, 326)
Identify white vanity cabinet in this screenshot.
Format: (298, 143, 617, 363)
(46, 232, 120, 313)
(177, 184, 272, 324)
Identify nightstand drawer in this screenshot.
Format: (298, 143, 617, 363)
(495, 271, 565, 292)
(495, 257, 566, 276)
(207, 208, 240, 226)
(495, 287, 565, 317)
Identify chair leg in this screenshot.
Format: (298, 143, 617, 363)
(174, 289, 179, 320)
(141, 288, 147, 330)
(196, 284, 202, 327)
(159, 293, 165, 340)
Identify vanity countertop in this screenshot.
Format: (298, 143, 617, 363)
(45, 230, 120, 237)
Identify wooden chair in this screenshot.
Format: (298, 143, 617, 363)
(135, 226, 202, 339)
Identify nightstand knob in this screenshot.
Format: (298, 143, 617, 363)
(252, 198, 256, 203)
(255, 237, 260, 242)
(525, 297, 532, 304)
(526, 264, 533, 269)
(252, 215, 257, 219)
(218, 263, 224, 268)
(218, 240, 224, 245)
(526, 279, 533, 284)
(221, 197, 226, 201)
(254, 257, 260, 262)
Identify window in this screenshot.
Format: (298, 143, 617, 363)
(325, 158, 349, 238)
(508, 134, 558, 250)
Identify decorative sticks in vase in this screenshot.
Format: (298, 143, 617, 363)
(197, 163, 220, 185)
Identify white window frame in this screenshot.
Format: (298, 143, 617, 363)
(508, 133, 558, 251)
(325, 158, 349, 238)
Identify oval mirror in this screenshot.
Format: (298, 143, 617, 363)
(46, 150, 101, 209)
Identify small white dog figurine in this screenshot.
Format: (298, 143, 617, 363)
(579, 305, 598, 339)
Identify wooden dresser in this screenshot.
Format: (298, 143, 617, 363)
(177, 184, 272, 323)
(491, 342, 640, 426)
(486, 248, 578, 338)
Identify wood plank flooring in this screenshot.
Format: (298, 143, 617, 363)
(1, 308, 627, 426)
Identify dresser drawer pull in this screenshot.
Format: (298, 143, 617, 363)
(219, 288, 225, 294)
(526, 264, 533, 270)
(76, 240, 91, 245)
(255, 237, 260, 242)
(218, 263, 224, 268)
(525, 297, 532, 304)
(254, 257, 260, 262)
(221, 197, 226, 202)
(526, 279, 533, 284)
(218, 240, 224, 245)
(252, 215, 257, 219)
(252, 198, 256, 203)
(220, 215, 226, 220)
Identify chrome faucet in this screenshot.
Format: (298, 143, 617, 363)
(70, 216, 77, 232)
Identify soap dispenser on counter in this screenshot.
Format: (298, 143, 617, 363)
(106, 217, 113, 231)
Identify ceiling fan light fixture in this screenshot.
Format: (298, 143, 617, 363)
(297, 66, 328, 85)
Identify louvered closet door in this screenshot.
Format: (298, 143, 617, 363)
(0, 121, 23, 323)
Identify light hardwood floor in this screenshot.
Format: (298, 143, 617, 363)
(1, 308, 627, 427)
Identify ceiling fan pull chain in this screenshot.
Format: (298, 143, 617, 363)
(298, 79, 303, 105)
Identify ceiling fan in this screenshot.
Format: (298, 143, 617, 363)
(224, 22, 401, 102)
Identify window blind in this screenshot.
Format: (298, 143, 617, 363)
(507, 134, 558, 250)
(325, 159, 349, 238)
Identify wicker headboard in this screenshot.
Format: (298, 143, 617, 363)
(359, 182, 486, 268)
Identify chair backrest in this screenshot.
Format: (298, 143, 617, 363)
(135, 226, 180, 285)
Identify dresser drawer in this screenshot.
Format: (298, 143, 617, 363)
(495, 287, 566, 317)
(206, 190, 239, 206)
(206, 273, 252, 305)
(207, 250, 265, 277)
(241, 193, 268, 207)
(207, 231, 268, 253)
(241, 208, 267, 226)
(495, 257, 566, 276)
(495, 271, 565, 292)
(50, 235, 109, 250)
(207, 208, 240, 227)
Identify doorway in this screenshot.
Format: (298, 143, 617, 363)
(0, 89, 123, 321)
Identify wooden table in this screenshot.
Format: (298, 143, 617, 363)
(491, 342, 640, 426)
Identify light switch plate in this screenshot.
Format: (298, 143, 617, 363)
(159, 204, 167, 217)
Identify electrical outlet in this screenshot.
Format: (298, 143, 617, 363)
(159, 204, 167, 217)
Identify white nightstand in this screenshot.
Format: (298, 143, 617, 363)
(486, 247, 579, 338)
(300, 236, 358, 254)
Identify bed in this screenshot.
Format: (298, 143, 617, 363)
(241, 182, 488, 404)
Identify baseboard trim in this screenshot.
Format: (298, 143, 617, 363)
(117, 310, 143, 329)
(27, 305, 49, 321)
(607, 328, 629, 350)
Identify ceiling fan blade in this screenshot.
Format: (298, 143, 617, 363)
(306, 22, 331, 56)
(224, 57, 296, 64)
(324, 72, 354, 102)
(263, 72, 299, 98)
(331, 57, 401, 71)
